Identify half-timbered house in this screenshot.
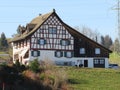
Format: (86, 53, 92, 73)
(10, 9, 112, 68)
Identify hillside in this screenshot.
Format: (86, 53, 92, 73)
(109, 52, 120, 65)
(66, 67, 120, 90)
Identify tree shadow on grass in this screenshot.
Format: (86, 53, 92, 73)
(68, 78, 88, 84)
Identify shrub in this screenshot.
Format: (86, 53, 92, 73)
(29, 59, 39, 73)
(13, 60, 26, 73)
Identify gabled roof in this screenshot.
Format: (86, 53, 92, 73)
(10, 10, 112, 53)
(62, 23, 112, 53)
(10, 10, 54, 42)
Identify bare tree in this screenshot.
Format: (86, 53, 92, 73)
(113, 38, 120, 52)
(74, 26, 101, 43)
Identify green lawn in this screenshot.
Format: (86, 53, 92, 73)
(64, 67, 120, 90)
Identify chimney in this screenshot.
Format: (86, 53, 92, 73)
(53, 9, 56, 12)
(39, 13, 42, 16)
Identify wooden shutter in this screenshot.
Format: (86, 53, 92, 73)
(60, 51, 63, 57)
(60, 40, 62, 45)
(37, 51, 40, 56)
(68, 40, 71, 45)
(37, 40, 40, 44)
(55, 51, 57, 57)
(64, 52, 67, 57)
(44, 40, 47, 44)
(71, 52, 74, 57)
(31, 51, 34, 56)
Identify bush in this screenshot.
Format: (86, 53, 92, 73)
(29, 59, 40, 73)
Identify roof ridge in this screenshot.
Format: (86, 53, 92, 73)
(30, 11, 53, 24)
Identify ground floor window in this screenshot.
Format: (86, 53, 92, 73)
(55, 51, 74, 58)
(31, 51, 40, 57)
(64, 51, 74, 58)
(94, 59, 105, 68)
(55, 51, 63, 57)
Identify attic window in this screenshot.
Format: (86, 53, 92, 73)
(49, 27, 57, 34)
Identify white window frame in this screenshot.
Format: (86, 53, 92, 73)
(100, 59, 104, 64)
(80, 48, 85, 54)
(49, 27, 57, 34)
(55, 51, 63, 58)
(31, 51, 40, 57)
(65, 51, 73, 58)
(33, 51, 38, 57)
(39, 39, 46, 45)
(61, 39, 70, 46)
(95, 48, 100, 54)
(94, 59, 99, 64)
(66, 52, 72, 58)
(56, 51, 61, 57)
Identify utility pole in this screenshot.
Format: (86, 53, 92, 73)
(112, 0, 120, 39)
(113, 0, 120, 52)
(117, 0, 120, 43)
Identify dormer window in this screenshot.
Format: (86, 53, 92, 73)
(60, 39, 70, 46)
(95, 48, 100, 54)
(49, 27, 57, 34)
(38, 39, 46, 45)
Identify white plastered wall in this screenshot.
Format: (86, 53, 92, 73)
(29, 50, 109, 68)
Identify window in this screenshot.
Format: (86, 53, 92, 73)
(49, 27, 57, 34)
(60, 39, 70, 46)
(31, 51, 40, 57)
(100, 59, 104, 64)
(80, 48, 85, 54)
(38, 39, 46, 45)
(95, 48, 100, 54)
(55, 51, 63, 57)
(94, 59, 99, 64)
(62, 30, 66, 34)
(64, 51, 73, 58)
(94, 59, 105, 64)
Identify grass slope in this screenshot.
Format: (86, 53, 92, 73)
(64, 67, 120, 90)
(109, 52, 120, 65)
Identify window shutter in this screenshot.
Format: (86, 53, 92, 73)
(44, 40, 47, 44)
(68, 40, 71, 45)
(64, 52, 67, 57)
(31, 51, 34, 56)
(37, 51, 40, 56)
(55, 51, 57, 57)
(71, 52, 74, 57)
(61, 51, 63, 57)
(60, 40, 62, 45)
(37, 40, 39, 44)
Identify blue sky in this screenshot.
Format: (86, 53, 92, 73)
(0, 0, 117, 40)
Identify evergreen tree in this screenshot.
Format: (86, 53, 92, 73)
(0, 32, 8, 48)
(101, 36, 105, 46)
(114, 38, 120, 52)
(100, 35, 113, 49)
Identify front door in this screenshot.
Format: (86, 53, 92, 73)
(84, 60, 88, 67)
